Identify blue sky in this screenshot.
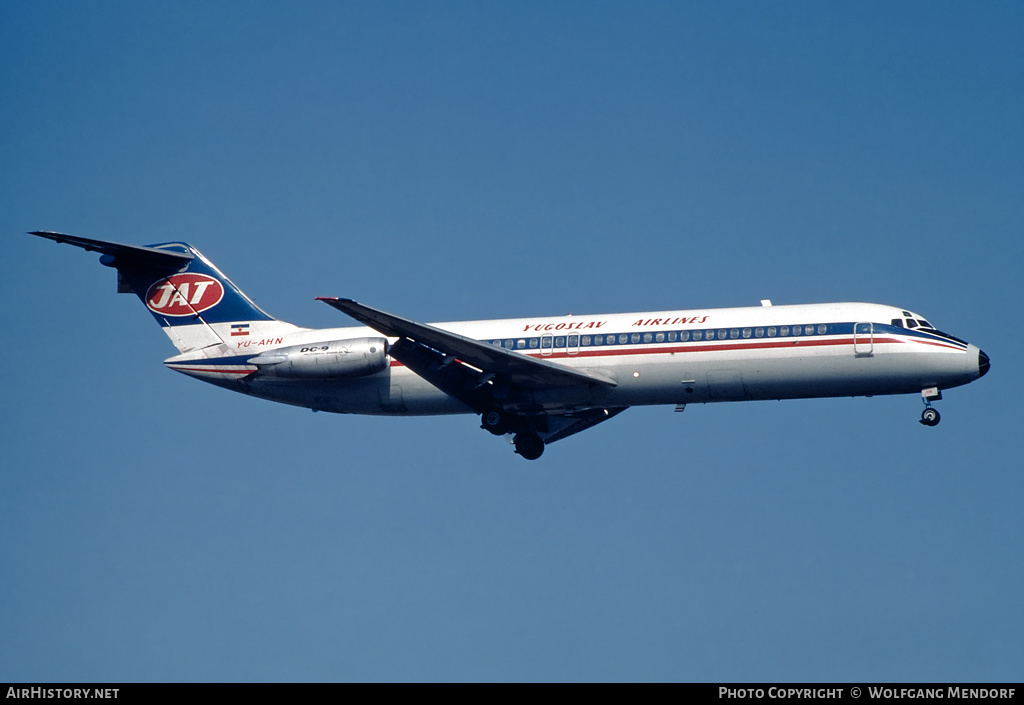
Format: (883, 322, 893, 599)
(1, 2, 1021, 682)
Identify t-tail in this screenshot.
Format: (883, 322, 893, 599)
(27, 232, 302, 359)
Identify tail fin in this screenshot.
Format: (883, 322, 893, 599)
(28, 232, 300, 353)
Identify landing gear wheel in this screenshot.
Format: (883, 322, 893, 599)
(920, 407, 940, 427)
(481, 410, 509, 435)
(513, 432, 545, 460)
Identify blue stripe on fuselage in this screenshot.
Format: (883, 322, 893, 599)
(175, 320, 966, 372)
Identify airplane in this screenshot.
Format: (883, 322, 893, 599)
(24, 230, 990, 460)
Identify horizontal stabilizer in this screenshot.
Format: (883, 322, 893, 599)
(28, 231, 193, 269)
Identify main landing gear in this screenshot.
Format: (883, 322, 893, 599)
(513, 432, 545, 460)
(481, 409, 510, 435)
(480, 410, 546, 460)
(920, 387, 942, 427)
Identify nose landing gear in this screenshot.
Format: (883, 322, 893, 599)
(920, 387, 942, 427)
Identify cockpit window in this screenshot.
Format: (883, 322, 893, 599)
(891, 319, 904, 328)
(918, 319, 932, 329)
(906, 320, 918, 329)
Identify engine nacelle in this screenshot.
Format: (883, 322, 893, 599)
(247, 337, 388, 379)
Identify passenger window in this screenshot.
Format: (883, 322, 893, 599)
(742, 328, 751, 338)
(767, 327, 776, 337)
(554, 336, 565, 347)
(806, 325, 814, 335)
(529, 338, 539, 349)
(679, 331, 689, 341)
(817, 324, 827, 335)
(581, 336, 591, 346)
(541, 335, 552, 349)
(504, 339, 514, 348)
(693, 330, 702, 341)
(755, 327, 764, 338)
(631, 333, 640, 344)
(668, 331, 677, 342)
(568, 335, 578, 347)
(643, 333, 653, 343)
(780, 326, 789, 336)
(620, 334, 629, 344)
(517, 339, 526, 349)
(594, 335, 604, 345)
(730, 329, 739, 339)
(655, 333, 664, 343)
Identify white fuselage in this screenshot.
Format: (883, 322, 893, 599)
(164, 301, 985, 417)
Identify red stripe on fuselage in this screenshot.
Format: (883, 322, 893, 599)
(907, 338, 967, 351)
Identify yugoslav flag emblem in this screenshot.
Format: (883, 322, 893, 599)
(145, 274, 225, 317)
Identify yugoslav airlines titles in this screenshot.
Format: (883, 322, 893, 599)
(25, 231, 990, 460)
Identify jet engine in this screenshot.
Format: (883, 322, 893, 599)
(247, 337, 388, 379)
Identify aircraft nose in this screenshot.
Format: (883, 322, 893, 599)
(978, 349, 991, 378)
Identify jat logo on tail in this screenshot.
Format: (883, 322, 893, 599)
(146, 274, 225, 317)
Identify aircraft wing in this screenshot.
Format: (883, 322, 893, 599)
(317, 297, 616, 390)
(27, 231, 193, 268)
(539, 406, 628, 445)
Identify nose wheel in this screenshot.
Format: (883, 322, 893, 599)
(920, 407, 940, 426)
(919, 387, 942, 426)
